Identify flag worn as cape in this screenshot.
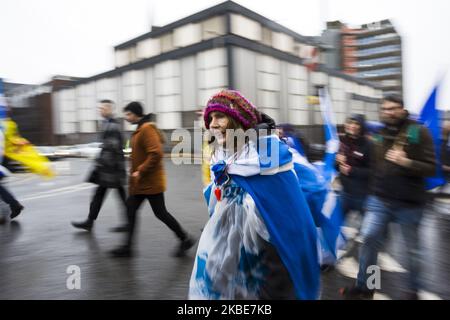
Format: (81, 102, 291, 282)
(230, 136, 320, 299)
(290, 148, 344, 265)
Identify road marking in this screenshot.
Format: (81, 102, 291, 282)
(336, 247, 443, 300)
(341, 226, 359, 239)
(378, 253, 407, 273)
(5, 174, 36, 186)
(21, 183, 95, 201)
(374, 293, 391, 300)
(37, 182, 56, 187)
(336, 256, 359, 279)
(22, 183, 91, 196)
(418, 290, 443, 300)
(51, 161, 72, 175)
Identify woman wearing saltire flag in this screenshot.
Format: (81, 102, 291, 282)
(189, 90, 320, 300)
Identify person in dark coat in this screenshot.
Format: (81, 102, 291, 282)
(72, 100, 127, 231)
(442, 120, 450, 182)
(336, 114, 372, 219)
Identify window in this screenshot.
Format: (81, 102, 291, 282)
(357, 45, 401, 57)
(357, 67, 401, 78)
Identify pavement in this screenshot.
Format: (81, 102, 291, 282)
(0, 158, 449, 300)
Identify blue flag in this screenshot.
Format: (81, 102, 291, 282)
(318, 87, 339, 184)
(0, 78, 8, 176)
(418, 85, 446, 190)
(231, 139, 320, 299)
(0, 78, 6, 125)
(291, 151, 344, 266)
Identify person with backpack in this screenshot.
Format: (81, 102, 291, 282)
(341, 95, 436, 300)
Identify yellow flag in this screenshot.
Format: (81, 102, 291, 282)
(4, 119, 55, 178)
(201, 140, 211, 187)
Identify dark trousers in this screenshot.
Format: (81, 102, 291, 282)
(341, 192, 367, 218)
(0, 184, 20, 208)
(88, 185, 127, 220)
(125, 193, 187, 247)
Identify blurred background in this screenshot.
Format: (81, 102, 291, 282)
(0, 0, 449, 300)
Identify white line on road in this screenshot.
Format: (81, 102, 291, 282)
(378, 253, 407, 273)
(336, 256, 359, 279)
(418, 290, 443, 300)
(5, 174, 36, 186)
(336, 238, 443, 300)
(20, 183, 95, 202)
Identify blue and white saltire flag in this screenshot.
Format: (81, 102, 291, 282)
(418, 83, 446, 190)
(192, 135, 320, 300)
(366, 120, 385, 134)
(317, 87, 340, 184)
(290, 147, 344, 266)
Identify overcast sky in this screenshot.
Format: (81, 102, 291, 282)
(0, 0, 449, 113)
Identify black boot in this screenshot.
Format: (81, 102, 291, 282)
(110, 245, 133, 258)
(10, 203, 24, 220)
(339, 286, 375, 300)
(109, 224, 130, 233)
(71, 218, 94, 231)
(173, 235, 196, 257)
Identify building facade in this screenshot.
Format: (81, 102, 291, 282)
(323, 19, 403, 97)
(4, 76, 80, 145)
(43, 1, 382, 146)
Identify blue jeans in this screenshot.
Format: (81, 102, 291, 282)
(341, 192, 367, 217)
(0, 184, 20, 207)
(356, 195, 424, 292)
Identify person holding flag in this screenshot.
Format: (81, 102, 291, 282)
(3, 117, 55, 179)
(0, 79, 24, 220)
(189, 90, 319, 300)
(0, 79, 54, 180)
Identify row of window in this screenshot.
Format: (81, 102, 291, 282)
(380, 79, 402, 87)
(355, 56, 401, 67)
(357, 67, 401, 78)
(356, 33, 399, 46)
(356, 45, 401, 57)
(115, 14, 321, 69)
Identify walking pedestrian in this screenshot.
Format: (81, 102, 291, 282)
(341, 95, 436, 300)
(110, 102, 194, 258)
(189, 90, 319, 300)
(72, 100, 127, 231)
